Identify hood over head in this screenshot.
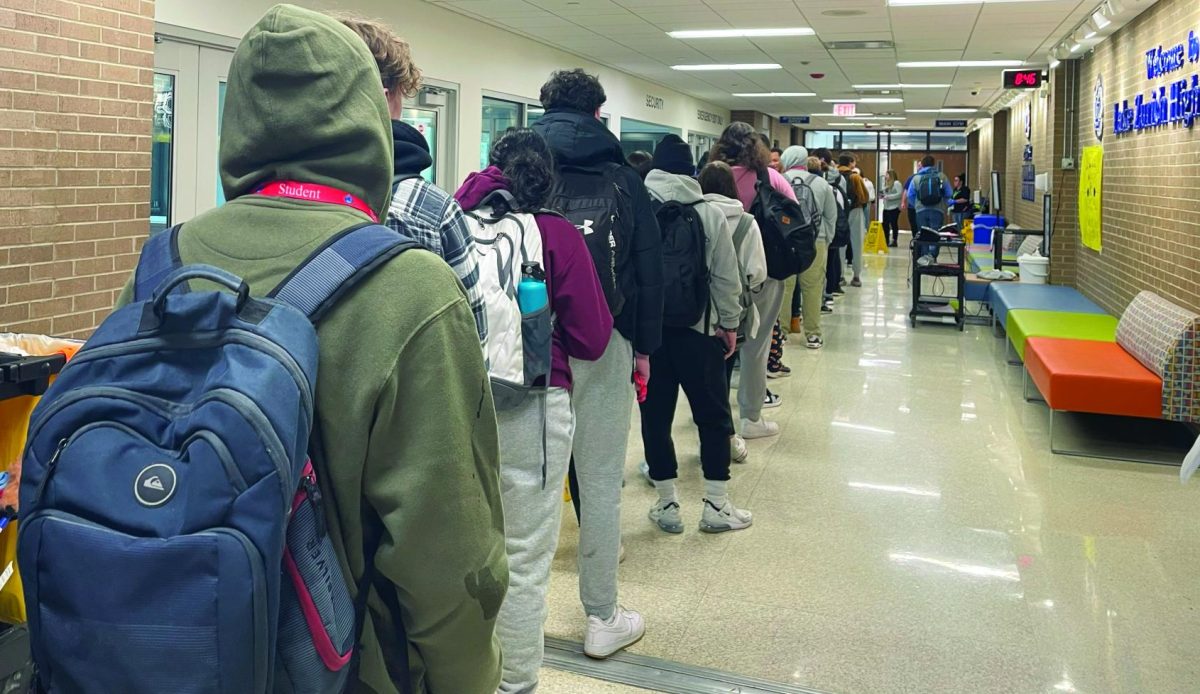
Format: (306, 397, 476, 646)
(531, 109, 623, 167)
(219, 4, 394, 219)
(781, 146, 808, 172)
(703, 193, 747, 223)
(392, 119, 433, 177)
(652, 134, 695, 176)
(644, 168, 704, 204)
(454, 166, 511, 211)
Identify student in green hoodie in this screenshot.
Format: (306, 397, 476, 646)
(115, 6, 506, 693)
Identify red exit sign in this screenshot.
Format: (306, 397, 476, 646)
(1003, 69, 1044, 89)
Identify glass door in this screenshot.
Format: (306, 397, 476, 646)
(151, 39, 199, 233)
(197, 47, 233, 211)
(401, 107, 438, 183)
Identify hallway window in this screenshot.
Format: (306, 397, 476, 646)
(840, 131, 879, 150)
(619, 118, 681, 158)
(804, 130, 840, 150)
(150, 73, 174, 235)
(887, 132, 929, 150)
(930, 132, 968, 150)
(482, 97, 521, 168)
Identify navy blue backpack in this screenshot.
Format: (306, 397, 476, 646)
(18, 223, 418, 694)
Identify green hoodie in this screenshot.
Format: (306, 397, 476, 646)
(116, 6, 506, 692)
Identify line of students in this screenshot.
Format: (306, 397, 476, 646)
(84, 7, 858, 693)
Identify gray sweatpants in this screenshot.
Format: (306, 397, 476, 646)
(495, 388, 574, 694)
(849, 207, 865, 279)
(569, 331, 633, 621)
(737, 278, 783, 423)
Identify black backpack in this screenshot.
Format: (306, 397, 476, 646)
(831, 180, 852, 248)
(548, 163, 635, 316)
(917, 171, 945, 206)
(751, 169, 817, 280)
(653, 199, 709, 328)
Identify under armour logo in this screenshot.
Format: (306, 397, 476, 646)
(580, 219, 595, 235)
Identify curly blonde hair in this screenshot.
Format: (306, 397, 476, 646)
(335, 14, 422, 99)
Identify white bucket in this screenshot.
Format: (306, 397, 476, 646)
(1018, 254, 1049, 284)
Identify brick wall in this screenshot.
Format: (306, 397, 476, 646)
(0, 0, 154, 339)
(1004, 86, 1055, 230)
(1070, 0, 1200, 314)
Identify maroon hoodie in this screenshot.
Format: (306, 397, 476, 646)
(455, 167, 613, 389)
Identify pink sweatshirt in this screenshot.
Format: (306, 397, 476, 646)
(732, 166, 797, 212)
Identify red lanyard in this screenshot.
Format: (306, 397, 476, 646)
(254, 181, 378, 222)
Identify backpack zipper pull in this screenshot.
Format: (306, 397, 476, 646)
(34, 438, 69, 505)
(303, 474, 327, 537)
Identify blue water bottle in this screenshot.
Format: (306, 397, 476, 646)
(517, 262, 548, 314)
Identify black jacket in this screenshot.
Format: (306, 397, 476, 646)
(533, 109, 664, 356)
(391, 119, 433, 177)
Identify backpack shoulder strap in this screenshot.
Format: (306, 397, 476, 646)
(269, 223, 421, 324)
(732, 214, 753, 247)
(133, 224, 184, 303)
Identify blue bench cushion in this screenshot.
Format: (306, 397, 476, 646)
(989, 283, 1108, 329)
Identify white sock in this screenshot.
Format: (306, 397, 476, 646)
(654, 479, 678, 505)
(704, 479, 728, 508)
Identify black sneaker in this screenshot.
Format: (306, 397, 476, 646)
(832, 287, 846, 296)
(821, 304, 834, 314)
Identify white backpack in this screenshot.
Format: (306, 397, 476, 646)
(464, 190, 553, 409)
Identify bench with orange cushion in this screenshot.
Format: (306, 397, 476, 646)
(1024, 291, 1200, 425)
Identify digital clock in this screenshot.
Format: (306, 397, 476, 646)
(1003, 69, 1044, 89)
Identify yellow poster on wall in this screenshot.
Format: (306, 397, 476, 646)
(1079, 145, 1103, 251)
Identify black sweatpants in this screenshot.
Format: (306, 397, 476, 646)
(825, 243, 843, 294)
(641, 327, 733, 483)
(883, 208, 901, 245)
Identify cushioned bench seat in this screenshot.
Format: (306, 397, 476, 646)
(1007, 309, 1118, 361)
(967, 246, 1016, 273)
(1025, 337, 1162, 419)
(990, 283, 1108, 330)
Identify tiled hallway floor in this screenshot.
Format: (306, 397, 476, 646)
(540, 247, 1200, 694)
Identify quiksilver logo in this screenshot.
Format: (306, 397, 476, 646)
(135, 464, 177, 507)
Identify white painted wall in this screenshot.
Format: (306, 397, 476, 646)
(155, 0, 731, 186)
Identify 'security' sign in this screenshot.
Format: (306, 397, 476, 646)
(1111, 29, 1200, 135)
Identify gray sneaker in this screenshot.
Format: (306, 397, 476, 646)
(699, 498, 753, 534)
(649, 500, 684, 534)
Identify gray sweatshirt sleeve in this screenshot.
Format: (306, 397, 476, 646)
(820, 181, 838, 244)
(704, 206, 745, 332)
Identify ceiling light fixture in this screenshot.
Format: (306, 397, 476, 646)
(668, 28, 814, 39)
(808, 112, 874, 117)
(899, 59, 1024, 67)
(1084, 30, 1097, 39)
(671, 63, 782, 71)
(1070, 43, 1082, 52)
(848, 115, 907, 120)
(732, 92, 816, 97)
(822, 97, 904, 103)
(1049, 58, 1061, 69)
(889, 0, 1051, 5)
(906, 108, 978, 112)
(827, 122, 865, 126)
(853, 83, 952, 89)
(1091, 9, 1111, 28)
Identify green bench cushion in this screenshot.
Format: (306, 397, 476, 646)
(1007, 309, 1119, 360)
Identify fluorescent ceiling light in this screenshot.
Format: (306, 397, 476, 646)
(1084, 30, 1097, 39)
(822, 97, 904, 103)
(827, 122, 864, 126)
(1070, 44, 1082, 52)
(732, 92, 816, 97)
(906, 108, 978, 112)
(669, 28, 814, 39)
(853, 83, 952, 89)
(672, 63, 781, 71)
(898, 60, 1023, 67)
(848, 115, 906, 120)
(890, 0, 1049, 5)
(809, 112, 874, 117)
(1091, 10, 1111, 28)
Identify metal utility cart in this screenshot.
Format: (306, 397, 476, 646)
(909, 233, 966, 331)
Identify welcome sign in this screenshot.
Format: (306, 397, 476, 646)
(1111, 29, 1200, 135)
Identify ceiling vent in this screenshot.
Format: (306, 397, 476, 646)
(823, 40, 895, 50)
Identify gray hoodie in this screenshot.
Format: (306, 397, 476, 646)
(644, 169, 743, 335)
(704, 192, 768, 335)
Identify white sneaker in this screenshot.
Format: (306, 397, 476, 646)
(730, 435, 749, 464)
(648, 499, 684, 534)
(700, 498, 753, 534)
(740, 417, 779, 439)
(584, 606, 646, 659)
(806, 335, 824, 350)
